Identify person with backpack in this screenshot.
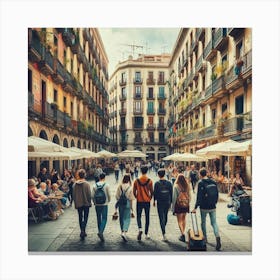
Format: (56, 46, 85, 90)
(92, 173, 111, 242)
(172, 174, 191, 243)
(189, 164, 199, 193)
(115, 174, 135, 241)
(153, 169, 173, 241)
(191, 167, 221, 251)
(133, 165, 154, 241)
(72, 169, 92, 240)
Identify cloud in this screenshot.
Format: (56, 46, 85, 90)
(99, 28, 180, 75)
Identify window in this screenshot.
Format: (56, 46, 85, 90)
(135, 86, 141, 97)
(148, 116, 154, 124)
(148, 132, 154, 142)
(159, 132, 165, 143)
(135, 71, 141, 82)
(63, 96, 66, 108)
(134, 101, 142, 112)
(28, 69, 32, 92)
(182, 51, 185, 64)
(202, 113, 206, 126)
(121, 101, 126, 110)
(121, 87, 126, 98)
(222, 103, 228, 114)
(135, 131, 141, 139)
(64, 49, 67, 66)
(70, 102, 73, 116)
(159, 102, 164, 110)
(148, 87, 154, 98)
(134, 117, 143, 127)
(236, 41, 243, 60)
(159, 87, 165, 97)
(147, 102, 154, 112)
(53, 89, 58, 103)
(148, 71, 153, 80)
(212, 108, 216, 122)
(121, 117, 126, 126)
(121, 72, 126, 82)
(159, 117, 164, 126)
(159, 71, 164, 82)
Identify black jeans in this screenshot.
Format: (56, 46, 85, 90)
(157, 202, 170, 235)
(136, 202, 150, 235)
(77, 206, 90, 232)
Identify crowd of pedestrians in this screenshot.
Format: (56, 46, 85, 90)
(29, 159, 250, 251)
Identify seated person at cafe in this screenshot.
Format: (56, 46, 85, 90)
(28, 179, 56, 220)
(50, 183, 67, 208)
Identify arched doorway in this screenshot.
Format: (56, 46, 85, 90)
(39, 130, 48, 140)
(71, 139, 75, 147)
(52, 134, 60, 145)
(77, 140, 81, 148)
(83, 141, 86, 149)
(63, 138, 68, 148)
(52, 134, 60, 173)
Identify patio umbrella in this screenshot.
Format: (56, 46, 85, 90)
(117, 150, 147, 158)
(176, 152, 208, 162)
(162, 153, 182, 161)
(28, 136, 64, 152)
(69, 147, 100, 159)
(97, 149, 117, 158)
(229, 139, 252, 156)
(28, 151, 72, 160)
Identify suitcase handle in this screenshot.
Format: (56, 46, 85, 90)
(191, 212, 199, 237)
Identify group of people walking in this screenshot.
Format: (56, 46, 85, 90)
(71, 164, 222, 251)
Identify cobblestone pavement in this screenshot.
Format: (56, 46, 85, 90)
(28, 171, 252, 253)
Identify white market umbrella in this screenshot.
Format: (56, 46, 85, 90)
(97, 149, 117, 158)
(69, 147, 100, 159)
(229, 139, 252, 156)
(176, 152, 207, 162)
(28, 136, 64, 152)
(117, 150, 147, 158)
(28, 151, 72, 160)
(162, 153, 182, 161)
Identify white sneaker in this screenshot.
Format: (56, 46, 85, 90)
(121, 232, 127, 242)
(145, 234, 151, 240)
(162, 234, 168, 242)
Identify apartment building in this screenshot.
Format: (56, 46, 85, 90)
(109, 54, 170, 160)
(28, 28, 109, 174)
(168, 28, 252, 181)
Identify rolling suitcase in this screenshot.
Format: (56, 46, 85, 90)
(187, 212, 207, 251)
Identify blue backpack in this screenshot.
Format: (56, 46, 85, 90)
(227, 213, 241, 225)
(118, 187, 129, 206)
(94, 183, 106, 204)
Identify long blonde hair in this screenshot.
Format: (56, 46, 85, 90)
(175, 173, 190, 192)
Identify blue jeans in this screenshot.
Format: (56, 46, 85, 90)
(119, 200, 131, 232)
(200, 209, 220, 239)
(95, 205, 108, 233)
(136, 202, 150, 235)
(77, 206, 90, 232)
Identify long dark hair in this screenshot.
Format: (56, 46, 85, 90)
(122, 174, 131, 184)
(176, 174, 189, 191)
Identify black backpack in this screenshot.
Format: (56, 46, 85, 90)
(190, 171, 198, 182)
(157, 181, 171, 203)
(203, 180, 218, 205)
(118, 187, 129, 206)
(94, 183, 106, 204)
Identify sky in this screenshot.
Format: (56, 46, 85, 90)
(99, 28, 180, 75)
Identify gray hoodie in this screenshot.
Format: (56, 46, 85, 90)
(72, 180, 92, 209)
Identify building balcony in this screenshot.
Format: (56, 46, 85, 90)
(55, 109, 65, 128)
(196, 28, 203, 41)
(146, 124, 156, 130)
(146, 78, 156, 85)
(133, 108, 143, 115)
(157, 108, 166, 115)
(191, 40, 196, 51)
(119, 94, 127, 101)
(223, 116, 244, 135)
(212, 75, 226, 95)
(183, 131, 196, 143)
(62, 70, 75, 94)
(62, 28, 75, 47)
(83, 28, 90, 42)
(134, 137, 143, 144)
(38, 50, 55, 76)
(157, 123, 166, 130)
(119, 108, 127, 116)
(134, 78, 142, 84)
(119, 124, 127, 131)
(195, 55, 203, 73)
(203, 39, 216, 60)
(227, 28, 244, 37)
(52, 58, 65, 85)
(119, 79, 127, 86)
(28, 30, 44, 63)
(213, 28, 228, 50)
(157, 78, 166, 85)
(158, 93, 166, 100)
(133, 123, 144, 130)
(205, 84, 212, 101)
(183, 58, 188, 68)
(158, 138, 167, 145)
(197, 124, 216, 140)
(134, 93, 142, 99)
(147, 93, 155, 100)
(147, 109, 155, 115)
(120, 139, 128, 146)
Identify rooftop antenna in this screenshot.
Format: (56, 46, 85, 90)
(121, 43, 144, 57)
